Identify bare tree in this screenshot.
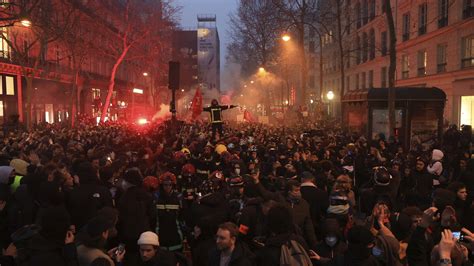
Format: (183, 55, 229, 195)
(0, 0, 75, 128)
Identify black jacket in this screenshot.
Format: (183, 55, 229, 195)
(155, 190, 182, 248)
(117, 186, 155, 251)
(300, 182, 329, 228)
(138, 248, 177, 266)
(191, 235, 216, 266)
(208, 241, 255, 266)
(67, 183, 113, 229)
(22, 233, 77, 266)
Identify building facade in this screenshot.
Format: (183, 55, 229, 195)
(315, 0, 474, 125)
(0, 0, 165, 125)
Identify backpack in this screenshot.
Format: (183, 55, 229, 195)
(280, 240, 312, 266)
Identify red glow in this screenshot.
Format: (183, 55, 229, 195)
(137, 118, 148, 125)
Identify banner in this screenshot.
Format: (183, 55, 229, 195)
(191, 88, 203, 120)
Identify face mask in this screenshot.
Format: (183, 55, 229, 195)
(372, 246, 384, 258)
(325, 236, 338, 247)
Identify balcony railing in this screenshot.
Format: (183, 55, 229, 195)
(463, 7, 474, 19)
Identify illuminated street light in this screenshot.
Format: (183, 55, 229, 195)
(20, 19, 31, 27)
(250, 80, 254, 84)
(327, 91, 334, 100)
(259, 67, 265, 73)
(142, 72, 149, 76)
(282, 34, 291, 42)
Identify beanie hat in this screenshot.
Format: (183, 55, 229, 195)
(137, 231, 160, 246)
(10, 159, 29, 176)
(0, 166, 14, 184)
(432, 149, 444, 161)
(124, 168, 143, 186)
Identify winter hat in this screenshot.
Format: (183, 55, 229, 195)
(10, 159, 29, 176)
(137, 231, 159, 246)
(0, 166, 14, 184)
(431, 149, 444, 161)
(327, 190, 350, 215)
(123, 168, 143, 186)
(374, 166, 392, 186)
(38, 206, 71, 244)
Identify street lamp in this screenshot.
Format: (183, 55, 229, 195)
(20, 19, 31, 27)
(142, 72, 149, 77)
(326, 91, 334, 117)
(282, 34, 291, 42)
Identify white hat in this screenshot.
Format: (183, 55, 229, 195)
(137, 231, 159, 246)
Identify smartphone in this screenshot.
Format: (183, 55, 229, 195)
(115, 243, 125, 255)
(452, 231, 461, 241)
(373, 217, 381, 230)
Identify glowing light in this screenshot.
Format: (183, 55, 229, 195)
(45, 111, 49, 123)
(284, 100, 289, 105)
(133, 88, 143, 94)
(240, 94, 244, 97)
(259, 67, 265, 72)
(282, 34, 291, 42)
(142, 72, 149, 76)
(244, 85, 247, 88)
(250, 80, 254, 84)
(120, 101, 126, 107)
(137, 118, 148, 125)
(310, 99, 314, 104)
(327, 91, 335, 100)
(21, 19, 31, 27)
(181, 89, 185, 92)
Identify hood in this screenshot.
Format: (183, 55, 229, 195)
(432, 149, 444, 161)
(0, 166, 14, 184)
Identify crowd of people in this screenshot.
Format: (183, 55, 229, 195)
(0, 116, 473, 266)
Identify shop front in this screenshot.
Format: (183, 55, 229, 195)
(342, 87, 446, 150)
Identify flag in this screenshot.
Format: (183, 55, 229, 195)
(191, 88, 202, 120)
(244, 110, 254, 122)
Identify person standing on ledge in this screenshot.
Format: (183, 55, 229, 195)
(203, 99, 238, 141)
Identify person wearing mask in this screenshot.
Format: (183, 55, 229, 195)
(208, 222, 255, 266)
(136, 231, 177, 266)
(313, 218, 347, 265)
(328, 225, 379, 266)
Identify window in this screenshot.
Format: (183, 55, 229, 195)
(437, 44, 447, 72)
(5, 76, 14, 95)
(362, 0, 368, 25)
(362, 32, 368, 62)
(402, 55, 409, 79)
(369, 29, 375, 60)
(461, 35, 474, 68)
(362, 72, 366, 89)
(418, 3, 427, 35)
(356, 2, 361, 28)
(346, 76, 350, 91)
(438, 0, 449, 28)
(368, 70, 374, 88)
(417, 50, 427, 76)
(381, 67, 387, 87)
(0, 101, 3, 119)
(356, 74, 360, 89)
(402, 13, 410, 41)
(381, 31, 387, 56)
(356, 36, 361, 64)
(369, 0, 375, 20)
(0, 27, 9, 59)
(463, 0, 474, 19)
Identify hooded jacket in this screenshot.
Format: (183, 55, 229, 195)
(427, 149, 444, 176)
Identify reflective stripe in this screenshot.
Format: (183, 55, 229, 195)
(162, 244, 183, 251)
(156, 204, 180, 210)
